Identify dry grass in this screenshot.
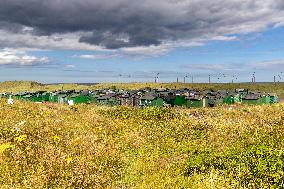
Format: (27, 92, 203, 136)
(0, 99, 283, 188)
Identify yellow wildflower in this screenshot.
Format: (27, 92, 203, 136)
(0, 142, 14, 154)
(14, 135, 27, 142)
(66, 157, 73, 164)
(53, 135, 60, 142)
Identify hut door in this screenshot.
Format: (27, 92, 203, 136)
(202, 98, 206, 107)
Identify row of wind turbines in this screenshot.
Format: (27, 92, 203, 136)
(117, 72, 283, 83)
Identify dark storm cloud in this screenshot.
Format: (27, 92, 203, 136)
(0, 0, 284, 49)
(0, 21, 23, 33)
(79, 30, 162, 49)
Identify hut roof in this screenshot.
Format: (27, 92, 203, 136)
(97, 96, 111, 100)
(69, 94, 80, 98)
(186, 95, 204, 100)
(244, 94, 260, 100)
(141, 92, 157, 100)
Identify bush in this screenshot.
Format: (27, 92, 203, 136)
(185, 144, 284, 188)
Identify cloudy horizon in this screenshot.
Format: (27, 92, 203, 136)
(0, 0, 284, 83)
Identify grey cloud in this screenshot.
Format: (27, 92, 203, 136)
(182, 60, 284, 76)
(252, 60, 284, 71)
(72, 53, 120, 59)
(0, 0, 284, 49)
(181, 62, 249, 75)
(0, 21, 24, 33)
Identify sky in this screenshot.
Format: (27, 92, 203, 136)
(0, 0, 284, 83)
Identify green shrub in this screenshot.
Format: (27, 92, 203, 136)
(185, 144, 284, 188)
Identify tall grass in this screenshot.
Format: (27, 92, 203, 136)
(0, 98, 283, 188)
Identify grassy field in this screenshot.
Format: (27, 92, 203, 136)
(0, 81, 284, 188)
(0, 101, 284, 188)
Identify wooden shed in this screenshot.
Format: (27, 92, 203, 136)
(118, 94, 133, 106)
(174, 95, 187, 107)
(207, 97, 223, 107)
(186, 96, 208, 108)
(41, 92, 51, 102)
(67, 94, 94, 104)
(150, 98, 165, 107)
(29, 91, 47, 102)
(49, 93, 68, 104)
(223, 93, 241, 104)
(14, 92, 29, 100)
(140, 93, 165, 107)
(97, 96, 119, 106)
(269, 94, 279, 103)
(163, 92, 176, 107)
(242, 94, 261, 105)
(259, 95, 271, 104)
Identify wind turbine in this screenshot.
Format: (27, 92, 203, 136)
(154, 72, 160, 83)
(277, 72, 283, 82)
(252, 72, 256, 83)
(119, 74, 122, 83)
(273, 72, 282, 84)
(232, 75, 238, 83)
(184, 75, 188, 83)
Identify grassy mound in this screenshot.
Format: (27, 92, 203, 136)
(0, 81, 89, 93)
(0, 100, 283, 188)
(0, 81, 46, 93)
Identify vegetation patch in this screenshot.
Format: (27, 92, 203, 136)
(0, 96, 283, 188)
(99, 106, 177, 121)
(186, 144, 284, 188)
